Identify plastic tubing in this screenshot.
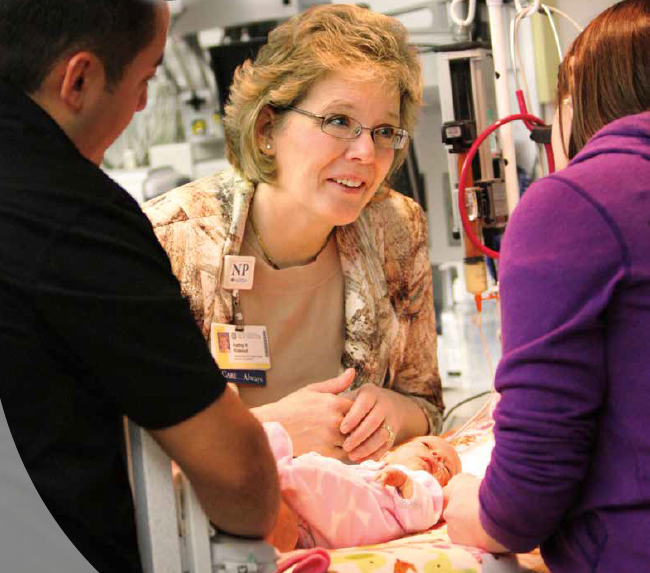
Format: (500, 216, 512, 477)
(541, 4, 563, 60)
(516, 90, 537, 131)
(458, 113, 553, 260)
(515, 89, 556, 174)
(449, 0, 477, 27)
(544, 4, 584, 33)
(514, 0, 541, 17)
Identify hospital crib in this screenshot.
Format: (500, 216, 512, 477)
(128, 416, 540, 573)
(127, 420, 278, 573)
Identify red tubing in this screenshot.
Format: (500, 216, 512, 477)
(516, 90, 537, 131)
(516, 89, 556, 173)
(458, 112, 553, 260)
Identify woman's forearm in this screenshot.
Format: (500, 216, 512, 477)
(389, 389, 429, 443)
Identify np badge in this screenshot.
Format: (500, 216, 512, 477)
(222, 255, 255, 290)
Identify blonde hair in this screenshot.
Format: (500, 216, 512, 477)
(223, 4, 423, 186)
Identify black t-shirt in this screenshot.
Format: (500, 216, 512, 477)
(0, 82, 226, 573)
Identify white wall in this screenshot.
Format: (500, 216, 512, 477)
(555, 0, 618, 52)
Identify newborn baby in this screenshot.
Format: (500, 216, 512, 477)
(264, 422, 461, 549)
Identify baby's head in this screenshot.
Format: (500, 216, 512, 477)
(381, 436, 461, 487)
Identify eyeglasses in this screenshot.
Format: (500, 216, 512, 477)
(284, 106, 409, 150)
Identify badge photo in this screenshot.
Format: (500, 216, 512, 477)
(210, 323, 271, 371)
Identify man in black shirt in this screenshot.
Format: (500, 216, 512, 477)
(0, 1, 279, 572)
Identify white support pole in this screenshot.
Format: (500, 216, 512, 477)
(180, 474, 213, 573)
(128, 421, 183, 573)
(486, 0, 521, 215)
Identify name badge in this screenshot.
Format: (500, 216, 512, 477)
(222, 255, 255, 290)
(211, 323, 271, 371)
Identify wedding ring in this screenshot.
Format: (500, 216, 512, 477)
(381, 422, 395, 445)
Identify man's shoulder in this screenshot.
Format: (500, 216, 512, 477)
(0, 151, 133, 283)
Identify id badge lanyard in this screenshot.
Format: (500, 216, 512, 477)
(232, 289, 245, 332)
(211, 256, 270, 385)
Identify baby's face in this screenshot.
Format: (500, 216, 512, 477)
(382, 436, 461, 487)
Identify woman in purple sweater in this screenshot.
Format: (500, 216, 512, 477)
(443, 1, 650, 571)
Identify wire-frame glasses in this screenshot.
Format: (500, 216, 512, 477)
(284, 106, 409, 150)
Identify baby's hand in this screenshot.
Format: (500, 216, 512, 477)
(376, 468, 413, 499)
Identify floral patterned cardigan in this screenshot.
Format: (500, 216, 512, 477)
(142, 168, 443, 434)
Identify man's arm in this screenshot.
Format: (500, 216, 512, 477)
(150, 386, 280, 538)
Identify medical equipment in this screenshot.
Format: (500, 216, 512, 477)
(437, 46, 502, 296)
(128, 421, 278, 573)
(129, 417, 539, 573)
(449, 0, 478, 28)
(509, 4, 583, 174)
(457, 112, 551, 262)
(440, 0, 583, 302)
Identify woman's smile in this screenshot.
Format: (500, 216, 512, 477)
(263, 71, 398, 229)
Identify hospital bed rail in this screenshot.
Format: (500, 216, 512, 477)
(127, 420, 277, 573)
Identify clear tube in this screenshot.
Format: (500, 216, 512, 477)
(449, 0, 477, 27)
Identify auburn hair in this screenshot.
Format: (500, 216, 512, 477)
(557, 0, 650, 158)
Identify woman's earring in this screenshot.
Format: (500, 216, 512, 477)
(266, 143, 272, 150)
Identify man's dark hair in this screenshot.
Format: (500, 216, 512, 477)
(0, 0, 159, 93)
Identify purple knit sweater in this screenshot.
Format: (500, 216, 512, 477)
(479, 112, 650, 572)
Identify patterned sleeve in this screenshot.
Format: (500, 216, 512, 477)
(142, 192, 212, 338)
(384, 195, 444, 434)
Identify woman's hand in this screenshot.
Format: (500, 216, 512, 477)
(339, 383, 400, 462)
(252, 369, 356, 460)
(442, 473, 509, 553)
(340, 383, 430, 462)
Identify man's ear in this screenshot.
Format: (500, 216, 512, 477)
(59, 52, 105, 112)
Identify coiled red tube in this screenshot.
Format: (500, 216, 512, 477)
(458, 113, 554, 260)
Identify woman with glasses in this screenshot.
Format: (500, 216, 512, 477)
(143, 4, 443, 462)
